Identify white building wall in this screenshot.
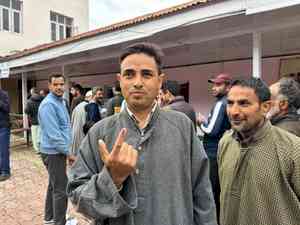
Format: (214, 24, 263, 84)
(0, 0, 89, 56)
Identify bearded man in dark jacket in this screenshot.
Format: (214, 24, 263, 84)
(106, 82, 124, 117)
(268, 77, 300, 137)
(160, 80, 197, 127)
(25, 87, 43, 153)
(0, 89, 11, 181)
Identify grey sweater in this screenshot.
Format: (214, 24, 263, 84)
(67, 107, 217, 225)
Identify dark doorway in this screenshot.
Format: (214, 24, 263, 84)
(180, 82, 189, 102)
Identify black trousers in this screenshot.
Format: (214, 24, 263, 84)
(208, 156, 220, 224)
(41, 154, 68, 225)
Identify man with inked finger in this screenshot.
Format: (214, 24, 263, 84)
(67, 43, 217, 225)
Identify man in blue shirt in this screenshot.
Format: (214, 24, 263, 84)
(38, 74, 75, 225)
(0, 89, 11, 182)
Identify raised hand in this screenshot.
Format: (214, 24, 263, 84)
(197, 112, 207, 125)
(98, 128, 138, 188)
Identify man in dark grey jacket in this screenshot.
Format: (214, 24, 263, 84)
(161, 80, 197, 127)
(67, 43, 217, 225)
(106, 82, 124, 117)
(25, 87, 43, 153)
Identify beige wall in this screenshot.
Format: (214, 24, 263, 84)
(0, 0, 89, 56)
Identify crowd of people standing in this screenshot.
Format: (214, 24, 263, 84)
(0, 42, 300, 225)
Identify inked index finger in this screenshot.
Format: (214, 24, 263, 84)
(111, 128, 128, 156)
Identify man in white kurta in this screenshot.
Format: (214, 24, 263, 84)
(70, 100, 88, 155)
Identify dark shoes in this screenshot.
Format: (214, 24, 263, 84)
(0, 173, 10, 182)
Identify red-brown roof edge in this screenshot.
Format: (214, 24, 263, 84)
(3, 0, 223, 61)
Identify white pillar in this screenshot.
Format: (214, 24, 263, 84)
(22, 72, 29, 139)
(252, 32, 262, 78)
(62, 66, 70, 104)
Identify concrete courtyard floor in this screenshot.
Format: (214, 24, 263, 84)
(0, 137, 91, 225)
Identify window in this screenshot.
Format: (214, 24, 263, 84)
(2, 8, 9, 30)
(0, 0, 22, 33)
(50, 11, 73, 41)
(11, 0, 21, 10)
(13, 11, 19, 32)
(0, 0, 10, 8)
(59, 24, 64, 40)
(51, 23, 56, 41)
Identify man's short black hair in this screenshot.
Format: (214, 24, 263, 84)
(231, 77, 271, 103)
(72, 83, 84, 95)
(48, 74, 65, 83)
(162, 80, 181, 96)
(120, 42, 164, 74)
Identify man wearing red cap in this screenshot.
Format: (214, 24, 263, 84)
(197, 73, 232, 222)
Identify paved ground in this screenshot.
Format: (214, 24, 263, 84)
(0, 137, 91, 225)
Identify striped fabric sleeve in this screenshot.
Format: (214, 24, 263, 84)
(200, 101, 226, 136)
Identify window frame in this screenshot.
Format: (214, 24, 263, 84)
(1, 5, 10, 31)
(50, 11, 73, 41)
(0, 0, 22, 34)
